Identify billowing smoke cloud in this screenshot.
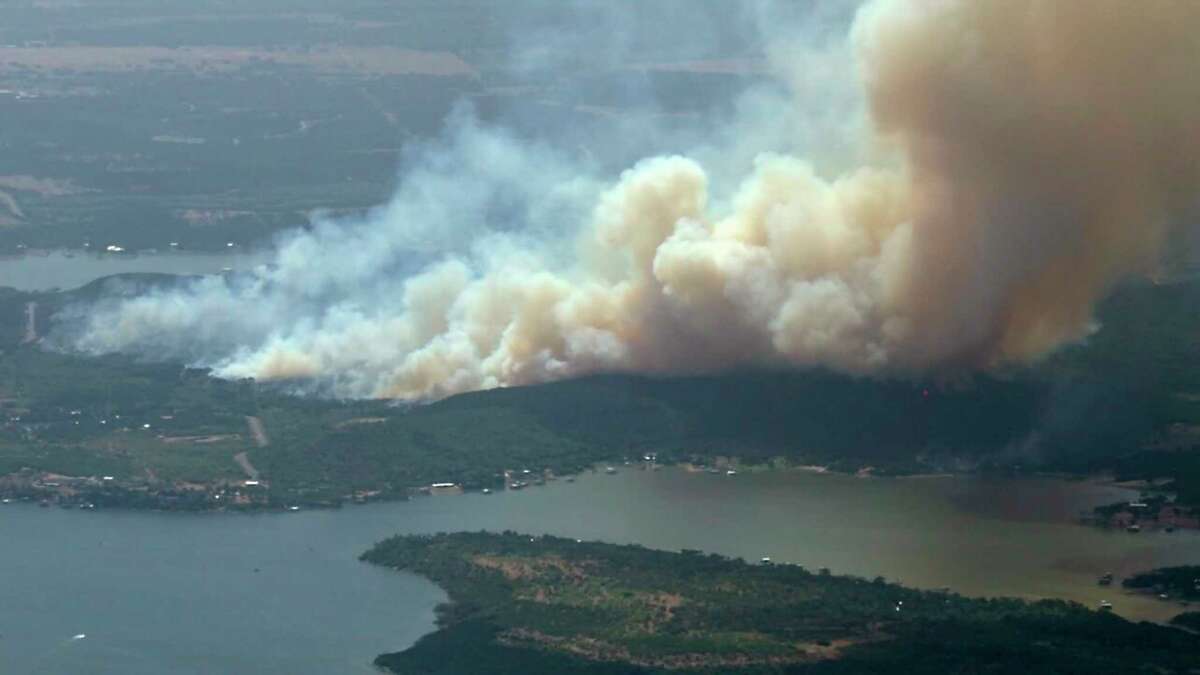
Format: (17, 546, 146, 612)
(65, 0, 1200, 400)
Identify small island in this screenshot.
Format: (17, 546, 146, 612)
(361, 532, 1200, 674)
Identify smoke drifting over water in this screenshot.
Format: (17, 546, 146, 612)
(67, 0, 1200, 400)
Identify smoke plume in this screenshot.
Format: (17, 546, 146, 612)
(66, 0, 1200, 400)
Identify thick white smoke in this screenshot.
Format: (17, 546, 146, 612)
(67, 0, 1200, 400)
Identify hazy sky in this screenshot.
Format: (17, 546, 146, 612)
(62, 0, 1200, 400)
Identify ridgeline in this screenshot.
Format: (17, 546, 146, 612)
(1, 275, 1199, 511)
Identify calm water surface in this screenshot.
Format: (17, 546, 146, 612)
(0, 250, 268, 291)
(2, 468, 1198, 674)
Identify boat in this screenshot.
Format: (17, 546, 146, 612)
(604, 467, 617, 475)
(1098, 573, 1113, 586)
(481, 488, 492, 495)
(1099, 600, 1113, 611)
(565, 477, 575, 483)
(726, 470, 738, 476)
(1126, 524, 1141, 533)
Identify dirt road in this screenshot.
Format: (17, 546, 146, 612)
(233, 451, 260, 480)
(245, 415, 269, 447)
(234, 417, 269, 480)
(22, 302, 36, 344)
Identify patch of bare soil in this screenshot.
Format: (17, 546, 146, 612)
(0, 46, 476, 76)
(160, 434, 240, 445)
(499, 628, 879, 670)
(335, 417, 388, 428)
(471, 554, 590, 582)
(0, 191, 24, 221)
(0, 175, 91, 197)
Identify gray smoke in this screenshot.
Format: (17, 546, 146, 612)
(66, 0, 1200, 400)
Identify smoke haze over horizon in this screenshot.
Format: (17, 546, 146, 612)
(60, 0, 1200, 400)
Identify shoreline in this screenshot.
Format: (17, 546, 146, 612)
(0, 243, 270, 259)
(363, 532, 1200, 674)
(0, 460, 1177, 518)
(0, 246, 271, 293)
(8, 466, 1200, 630)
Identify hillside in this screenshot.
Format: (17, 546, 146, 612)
(0, 275, 1198, 508)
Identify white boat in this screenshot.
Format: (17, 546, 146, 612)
(1099, 600, 1113, 611)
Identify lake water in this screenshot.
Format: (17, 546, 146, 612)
(2, 468, 1198, 675)
(0, 250, 268, 292)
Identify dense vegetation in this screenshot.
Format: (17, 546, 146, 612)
(4, 0, 1200, 510)
(362, 532, 1200, 674)
(1122, 566, 1200, 601)
(1171, 611, 1200, 632)
(3, 275, 1200, 509)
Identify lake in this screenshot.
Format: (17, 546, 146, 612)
(0, 249, 268, 292)
(2, 468, 1198, 674)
